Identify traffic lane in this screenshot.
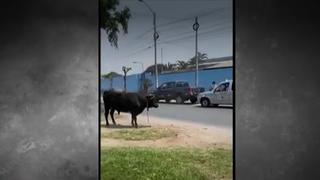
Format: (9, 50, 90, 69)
(148, 103, 233, 128)
(100, 99, 233, 128)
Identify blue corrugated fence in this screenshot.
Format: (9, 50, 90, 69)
(101, 67, 232, 92)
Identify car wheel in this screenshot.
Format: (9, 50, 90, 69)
(176, 96, 183, 104)
(200, 98, 210, 107)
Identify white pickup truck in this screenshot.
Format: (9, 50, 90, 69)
(197, 80, 233, 107)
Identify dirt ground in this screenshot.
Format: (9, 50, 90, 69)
(101, 112, 232, 149)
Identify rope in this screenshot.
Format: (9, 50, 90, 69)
(146, 98, 150, 124)
(147, 110, 150, 124)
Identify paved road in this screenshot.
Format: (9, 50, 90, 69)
(147, 102, 233, 129)
(101, 98, 232, 129)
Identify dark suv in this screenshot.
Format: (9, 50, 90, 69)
(152, 81, 205, 104)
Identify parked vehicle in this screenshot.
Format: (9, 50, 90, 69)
(198, 80, 233, 107)
(151, 81, 205, 104)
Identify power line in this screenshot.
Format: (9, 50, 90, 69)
(118, 19, 231, 59)
(157, 20, 231, 41)
(140, 24, 231, 46)
(156, 20, 229, 39)
(135, 8, 228, 39)
(126, 29, 230, 61)
(110, 45, 153, 62)
(136, 20, 231, 50)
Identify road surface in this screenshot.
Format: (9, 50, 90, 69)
(147, 102, 233, 129)
(101, 97, 233, 129)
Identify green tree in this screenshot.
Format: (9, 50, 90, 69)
(165, 62, 175, 71)
(145, 64, 167, 74)
(122, 66, 132, 92)
(102, 71, 122, 89)
(188, 52, 208, 65)
(100, 0, 131, 48)
(176, 60, 188, 70)
(101, 71, 122, 79)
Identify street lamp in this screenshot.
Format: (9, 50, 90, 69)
(133, 61, 144, 73)
(138, 0, 159, 89)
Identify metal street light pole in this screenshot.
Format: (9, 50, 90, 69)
(138, 0, 159, 89)
(193, 17, 200, 87)
(161, 47, 163, 72)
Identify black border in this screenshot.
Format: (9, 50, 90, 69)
(98, 0, 101, 178)
(232, 0, 236, 178)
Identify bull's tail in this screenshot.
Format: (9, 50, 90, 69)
(146, 99, 150, 124)
(147, 109, 150, 124)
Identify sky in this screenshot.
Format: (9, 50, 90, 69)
(101, 0, 232, 75)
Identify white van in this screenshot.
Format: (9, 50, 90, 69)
(197, 80, 233, 107)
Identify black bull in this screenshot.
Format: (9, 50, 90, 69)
(103, 91, 159, 128)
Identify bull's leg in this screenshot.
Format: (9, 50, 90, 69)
(104, 108, 110, 126)
(132, 114, 138, 128)
(110, 108, 117, 125)
(131, 113, 135, 127)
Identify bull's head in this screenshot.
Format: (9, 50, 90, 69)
(146, 95, 159, 109)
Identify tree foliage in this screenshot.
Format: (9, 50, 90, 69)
(101, 71, 122, 79)
(176, 52, 208, 70)
(100, 0, 131, 48)
(176, 60, 188, 70)
(144, 52, 208, 73)
(188, 52, 208, 65)
(144, 64, 166, 74)
(122, 66, 132, 92)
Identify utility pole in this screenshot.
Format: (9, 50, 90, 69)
(154, 13, 159, 88)
(193, 16, 200, 87)
(161, 48, 163, 73)
(138, 0, 159, 89)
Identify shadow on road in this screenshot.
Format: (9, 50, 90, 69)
(194, 105, 233, 109)
(157, 101, 233, 109)
(157, 101, 195, 106)
(104, 124, 152, 129)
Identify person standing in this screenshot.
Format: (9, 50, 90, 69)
(209, 81, 217, 91)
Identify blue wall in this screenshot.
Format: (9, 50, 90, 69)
(101, 74, 141, 92)
(101, 67, 232, 92)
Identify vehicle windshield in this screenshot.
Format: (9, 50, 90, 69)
(214, 82, 229, 92)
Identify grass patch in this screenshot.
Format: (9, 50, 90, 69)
(103, 128, 177, 141)
(101, 147, 232, 180)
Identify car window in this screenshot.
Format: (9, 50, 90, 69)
(214, 83, 229, 92)
(176, 82, 188, 87)
(160, 83, 168, 89)
(167, 82, 175, 88)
